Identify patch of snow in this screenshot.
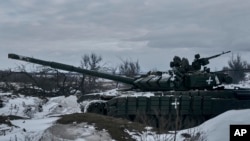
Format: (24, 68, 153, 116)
(118, 91, 155, 97)
(0, 92, 12, 96)
(151, 76, 161, 81)
(177, 109, 250, 141)
(0, 93, 84, 141)
(35, 95, 81, 118)
(0, 94, 81, 119)
(162, 72, 171, 79)
(87, 88, 120, 97)
(125, 109, 250, 141)
(81, 100, 106, 113)
(224, 82, 250, 89)
(0, 117, 58, 141)
(40, 123, 113, 141)
(0, 94, 43, 118)
(125, 127, 173, 141)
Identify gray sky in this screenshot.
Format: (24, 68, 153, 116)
(1, 0, 250, 72)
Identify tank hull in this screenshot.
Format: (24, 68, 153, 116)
(86, 88, 250, 129)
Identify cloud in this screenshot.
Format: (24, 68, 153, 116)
(125, 0, 250, 53)
(1, 0, 250, 71)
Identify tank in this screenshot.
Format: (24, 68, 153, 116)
(8, 51, 232, 91)
(8, 51, 250, 129)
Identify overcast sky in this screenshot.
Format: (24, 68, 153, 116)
(1, 0, 250, 72)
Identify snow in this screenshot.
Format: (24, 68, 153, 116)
(83, 88, 155, 98)
(40, 123, 113, 141)
(0, 117, 58, 141)
(119, 91, 155, 97)
(2, 117, 59, 141)
(162, 72, 171, 79)
(191, 109, 250, 141)
(1, 97, 40, 118)
(165, 109, 249, 141)
(81, 100, 106, 113)
(0, 92, 113, 141)
(125, 128, 173, 141)
(125, 109, 250, 141)
(35, 95, 81, 118)
(92, 88, 120, 96)
(0, 94, 81, 118)
(1, 82, 250, 140)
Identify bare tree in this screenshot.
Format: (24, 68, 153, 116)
(0, 69, 16, 92)
(3, 64, 80, 96)
(79, 53, 103, 94)
(119, 59, 140, 77)
(223, 54, 248, 83)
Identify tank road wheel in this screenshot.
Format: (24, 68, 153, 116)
(86, 101, 107, 115)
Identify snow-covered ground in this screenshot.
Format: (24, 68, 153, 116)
(184, 109, 250, 141)
(0, 92, 84, 141)
(0, 117, 59, 141)
(1, 83, 250, 141)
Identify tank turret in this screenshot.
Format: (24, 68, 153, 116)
(8, 52, 232, 91)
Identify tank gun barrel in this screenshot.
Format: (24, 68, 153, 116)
(195, 51, 231, 67)
(205, 51, 231, 60)
(8, 53, 135, 85)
